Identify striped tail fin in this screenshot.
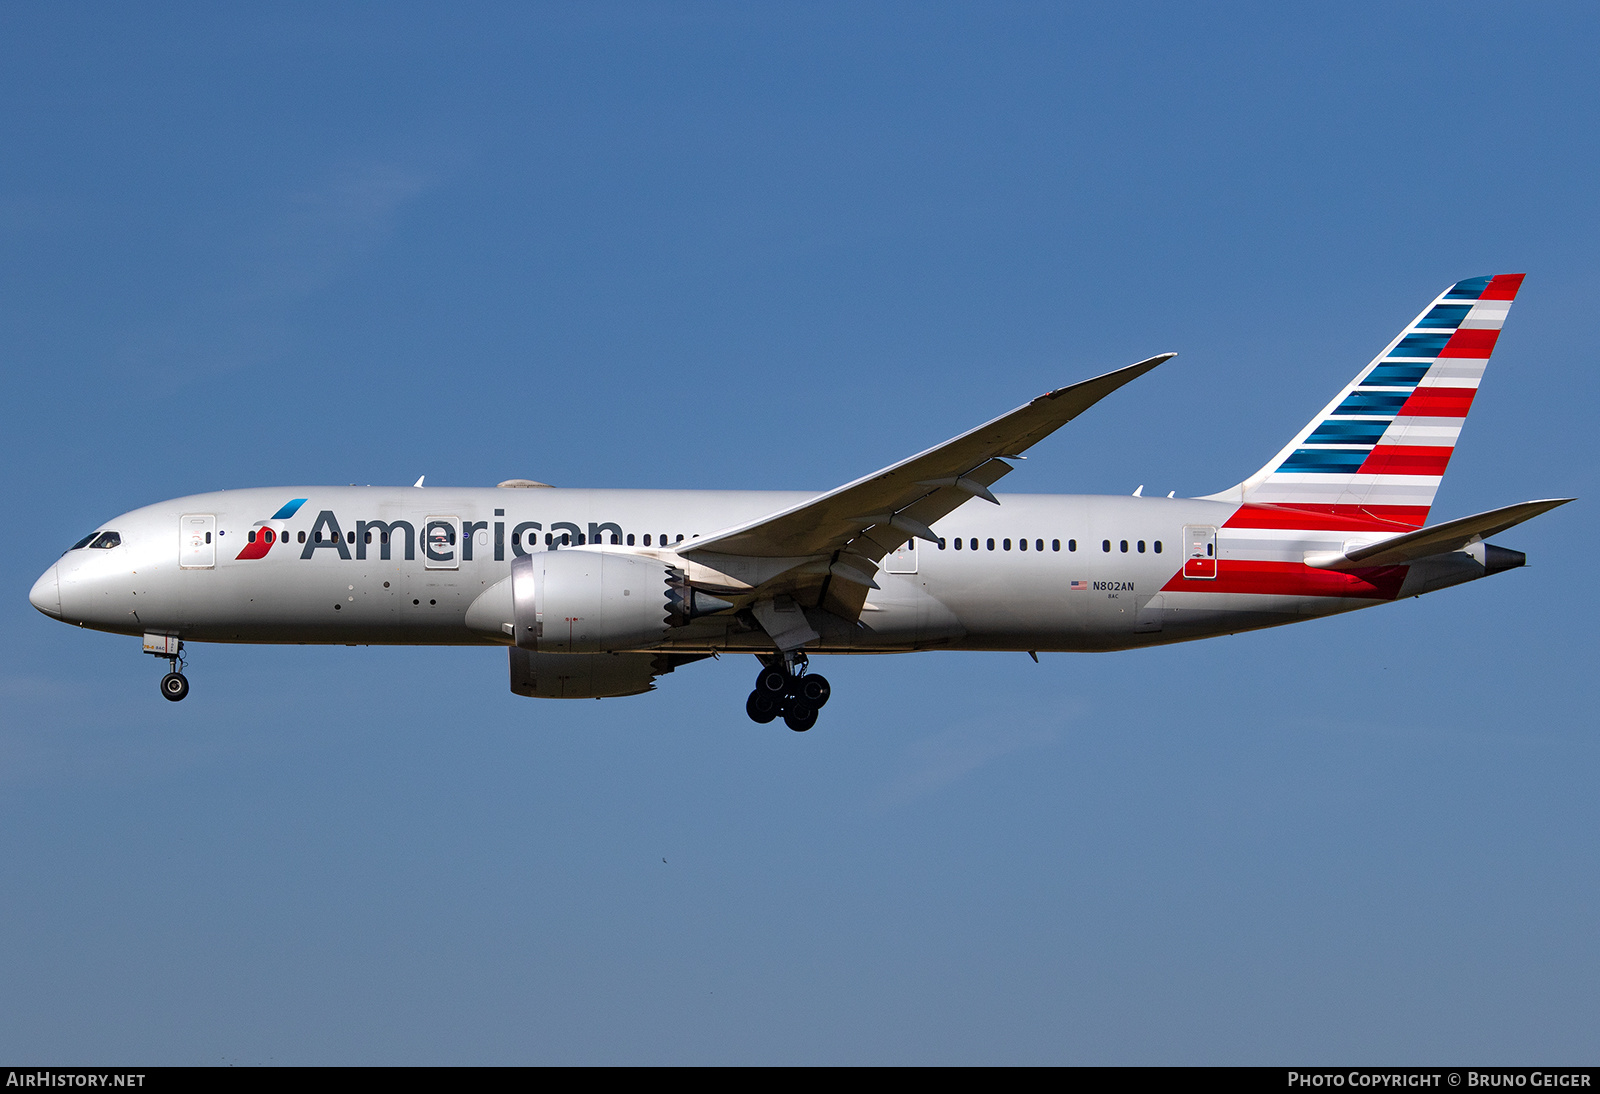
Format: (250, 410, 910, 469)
(1209, 274, 1525, 528)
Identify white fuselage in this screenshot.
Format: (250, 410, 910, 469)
(31, 485, 1494, 656)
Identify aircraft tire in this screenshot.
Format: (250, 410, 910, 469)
(746, 690, 779, 724)
(798, 674, 830, 708)
(783, 702, 817, 732)
(160, 672, 190, 702)
(755, 668, 788, 695)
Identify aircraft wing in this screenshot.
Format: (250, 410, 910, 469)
(1305, 498, 1574, 570)
(683, 353, 1176, 564)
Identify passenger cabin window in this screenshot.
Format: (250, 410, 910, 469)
(986, 538, 995, 551)
(1137, 540, 1145, 553)
(1154, 541, 1163, 553)
(969, 538, 977, 551)
(938, 538, 947, 549)
(626, 534, 635, 546)
(1067, 539, 1075, 552)
(1102, 539, 1110, 552)
(1018, 538, 1026, 551)
(1003, 539, 1011, 551)
(954, 538, 963, 550)
(298, 531, 306, 543)
(643, 534, 652, 546)
(1036, 539, 1044, 552)
(1120, 540, 1129, 553)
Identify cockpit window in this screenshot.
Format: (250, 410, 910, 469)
(69, 533, 98, 551)
(89, 531, 121, 549)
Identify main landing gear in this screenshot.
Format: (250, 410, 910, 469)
(745, 653, 830, 732)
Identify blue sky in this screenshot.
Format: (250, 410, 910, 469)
(2, 2, 1597, 1063)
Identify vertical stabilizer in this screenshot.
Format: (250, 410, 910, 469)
(1207, 274, 1524, 527)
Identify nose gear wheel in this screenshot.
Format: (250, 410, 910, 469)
(160, 672, 189, 702)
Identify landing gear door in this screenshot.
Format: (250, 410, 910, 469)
(180, 514, 216, 569)
(423, 516, 459, 570)
(1183, 525, 1217, 579)
(882, 539, 918, 575)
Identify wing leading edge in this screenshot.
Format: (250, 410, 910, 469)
(673, 354, 1174, 632)
(684, 353, 1176, 564)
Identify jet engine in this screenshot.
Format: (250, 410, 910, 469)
(464, 550, 732, 653)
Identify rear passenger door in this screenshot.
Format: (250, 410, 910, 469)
(1182, 525, 1217, 579)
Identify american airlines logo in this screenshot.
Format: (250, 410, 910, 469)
(233, 499, 307, 560)
(233, 502, 627, 564)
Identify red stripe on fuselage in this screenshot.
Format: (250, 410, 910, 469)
(1358, 445, 1454, 476)
(1160, 559, 1408, 600)
(1398, 386, 1476, 417)
(1223, 503, 1429, 531)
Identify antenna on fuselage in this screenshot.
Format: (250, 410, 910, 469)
(413, 476, 425, 488)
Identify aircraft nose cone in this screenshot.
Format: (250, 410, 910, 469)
(29, 564, 61, 619)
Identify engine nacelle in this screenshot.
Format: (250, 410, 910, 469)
(465, 550, 735, 653)
(513, 550, 673, 652)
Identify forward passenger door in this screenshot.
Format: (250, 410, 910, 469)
(179, 514, 216, 569)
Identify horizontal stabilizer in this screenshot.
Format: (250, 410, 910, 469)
(1304, 498, 1573, 569)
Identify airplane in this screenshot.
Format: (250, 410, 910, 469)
(28, 274, 1572, 732)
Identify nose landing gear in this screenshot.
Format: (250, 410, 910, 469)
(745, 653, 830, 732)
(144, 632, 190, 702)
